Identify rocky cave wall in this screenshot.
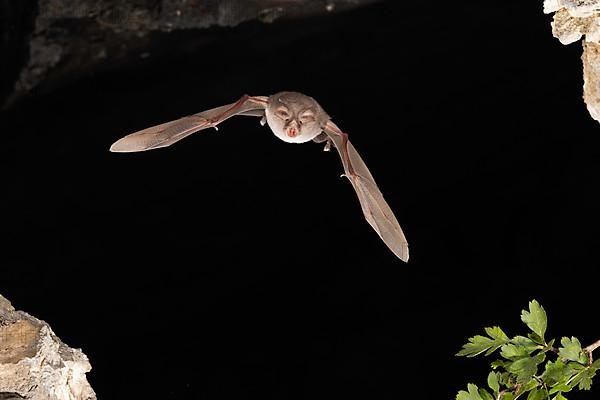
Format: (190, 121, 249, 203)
(0, 0, 381, 109)
(0, 294, 95, 400)
(545, 0, 600, 122)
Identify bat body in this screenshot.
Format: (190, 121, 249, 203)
(110, 92, 409, 261)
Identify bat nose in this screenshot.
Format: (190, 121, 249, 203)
(286, 120, 300, 138)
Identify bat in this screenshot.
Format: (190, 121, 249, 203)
(110, 92, 409, 261)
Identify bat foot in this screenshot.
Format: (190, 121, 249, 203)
(204, 117, 219, 131)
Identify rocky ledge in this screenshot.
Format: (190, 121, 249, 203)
(0, 294, 95, 400)
(545, 0, 600, 123)
(0, 0, 381, 108)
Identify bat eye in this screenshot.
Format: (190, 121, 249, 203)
(299, 111, 315, 123)
(275, 108, 291, 121)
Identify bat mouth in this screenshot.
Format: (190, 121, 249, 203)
(286, 127, 298, 138)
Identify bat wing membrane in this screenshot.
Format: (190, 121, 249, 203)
(110, 96, 267, 152)
(323, 121, 409, 262)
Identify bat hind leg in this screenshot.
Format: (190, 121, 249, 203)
(313, 132, 328, 143)
(312, 132, 332, 151)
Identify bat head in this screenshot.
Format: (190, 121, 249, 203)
(265, 92, 329, 143)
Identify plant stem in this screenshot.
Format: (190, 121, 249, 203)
(584, 339, 600, 353)
(584, 339, 600, 363)
(566, 369, 586, 386)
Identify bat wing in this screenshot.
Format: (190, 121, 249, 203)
(110, 95, 268, 152)
(323, 120, 409, 262)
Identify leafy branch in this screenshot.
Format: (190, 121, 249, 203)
(456, 300, 600, 400)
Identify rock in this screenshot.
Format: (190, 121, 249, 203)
(544, 0, 600, 123)
(0, 0, 381, 108)
(544, 0, 600, 17)
(583, 41, 600, 121)
(0, 294, 96, 400)
(549, 8, 596, 45)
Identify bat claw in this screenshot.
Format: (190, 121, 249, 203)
(260, 116, 267, 126)
(323, 141, 332, 152)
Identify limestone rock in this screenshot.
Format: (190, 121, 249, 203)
(0, 0, 381, 108)
(544, 0, 600, 17)
(544, 0, 600, 123)
(583, 41, 600, 120)
(0, 294, 96, 400)
(550, 8, 596, 44)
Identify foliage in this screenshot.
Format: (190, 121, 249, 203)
(456, 300, 599, 400)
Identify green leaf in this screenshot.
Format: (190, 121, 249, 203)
(521, 300, 547, 341)
(486, 326, 510, 342)
(487, 371, 500, 394)
(457, 384, 484, 400)
(558, 337, 588, 364)
(507, 353, 546, 384)
(570, 367, 596, 390)
(512, 336, 542, 354)
(502, 334, 541, 361)
(567, 361, 585, 371)
(457, 335, 497, 357)
(528, 332, 545, 346)
(591, 358, 600, 369)
(498, 372, 512, 387)
(552, 393, 567, 400)
(457, 327, 509, 357)
(526, 388, 545, 400)
(501, 343, 531, 360)
(483, 326, 510, 356)
(519, 379, 540, 393)
(513, 379, 540, 400)
(542, 338, 556, 353)
(500, 393, 515, 400)
(542, 360, 572, 386)
(577, 372, 593, 390)
(479, 388, 494, 400)
(548, 384, 571, 394)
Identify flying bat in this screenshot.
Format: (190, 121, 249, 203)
(110, 92, 409, 261)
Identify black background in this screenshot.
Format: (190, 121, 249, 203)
(2, 1, 599, 399)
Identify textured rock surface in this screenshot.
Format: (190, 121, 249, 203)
(548, 8, 597, 44)
(583, 41, 600, 120)
(544, 0, 600, 123)
(0, 0, 381, 108)
(544, 0, 600, 18)
(0, 294, 95, 400)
